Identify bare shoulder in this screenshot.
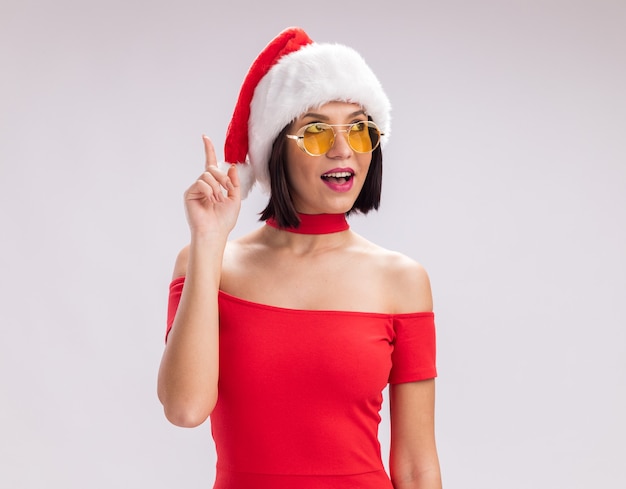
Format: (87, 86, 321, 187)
(221, 229, 264, 264)
(170, 227, 264, 285)
(355, 236, 433, 314)
(381, 251, 433, 313)
(172, 244, 190, 280)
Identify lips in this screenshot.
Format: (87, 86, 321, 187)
(321, 168, 355, 192)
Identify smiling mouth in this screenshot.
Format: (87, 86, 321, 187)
(321, 171, 354, 184)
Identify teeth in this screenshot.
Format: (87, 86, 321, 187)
(323, 172, 352, 178)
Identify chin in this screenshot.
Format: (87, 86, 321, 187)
(321, 200, 356, 215)
(294, 190, 360, 215)
(296, 202, 353, 215)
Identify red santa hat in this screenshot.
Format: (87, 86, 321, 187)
(222, 27, 391, 198)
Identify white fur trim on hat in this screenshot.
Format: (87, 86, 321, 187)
(248, 42, 391, 194)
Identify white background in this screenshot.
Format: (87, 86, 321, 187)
(1, 1, 624, 487)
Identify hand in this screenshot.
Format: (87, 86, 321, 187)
(183, 135, 241, 238)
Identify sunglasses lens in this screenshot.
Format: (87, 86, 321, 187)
(302, 124, 334, 155)
(348, 121, 380, 153)
(297, 121, 381, 155)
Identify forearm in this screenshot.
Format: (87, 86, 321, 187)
(389, 380, 442, 489)
(157, 235, 226, 426)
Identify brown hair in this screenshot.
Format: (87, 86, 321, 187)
(259, 121, 383, 228)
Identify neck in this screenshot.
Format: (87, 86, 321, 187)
(265, 213, 349, 235)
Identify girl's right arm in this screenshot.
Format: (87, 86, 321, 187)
(157, 136, 241, 427)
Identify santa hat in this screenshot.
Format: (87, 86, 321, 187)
(222, 27, 391, 198)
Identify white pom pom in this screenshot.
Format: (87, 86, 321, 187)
(218, 161, 256, 199)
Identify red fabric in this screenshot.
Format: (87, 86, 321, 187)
(224, 27, 313, 164)
(165, 276, 184, 342)
(166, 277, 436, 488)
(265, 213, 349, 234)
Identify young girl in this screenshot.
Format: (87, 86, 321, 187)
(158, 27, 442, 489)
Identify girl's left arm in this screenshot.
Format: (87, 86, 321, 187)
(389, 379, 442, 489)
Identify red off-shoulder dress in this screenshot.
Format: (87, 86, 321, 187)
(166, 276, 436, 489)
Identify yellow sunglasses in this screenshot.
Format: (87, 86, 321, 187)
(286, 121, 383, 156)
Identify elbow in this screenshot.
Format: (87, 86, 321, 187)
(164, 405, 212, 428)
(389, 461, 442, 489)
(159, 391, 217, 428)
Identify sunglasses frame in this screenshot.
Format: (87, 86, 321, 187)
(286, 121, 383, 156)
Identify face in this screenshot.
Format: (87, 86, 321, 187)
(284, 101, 373, 215)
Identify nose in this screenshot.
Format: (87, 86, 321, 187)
(325, 129, 352, 159)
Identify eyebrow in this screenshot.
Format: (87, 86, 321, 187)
(301, 109, 367, 120)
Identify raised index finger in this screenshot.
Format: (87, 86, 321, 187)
(202, 135, 218, 170)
